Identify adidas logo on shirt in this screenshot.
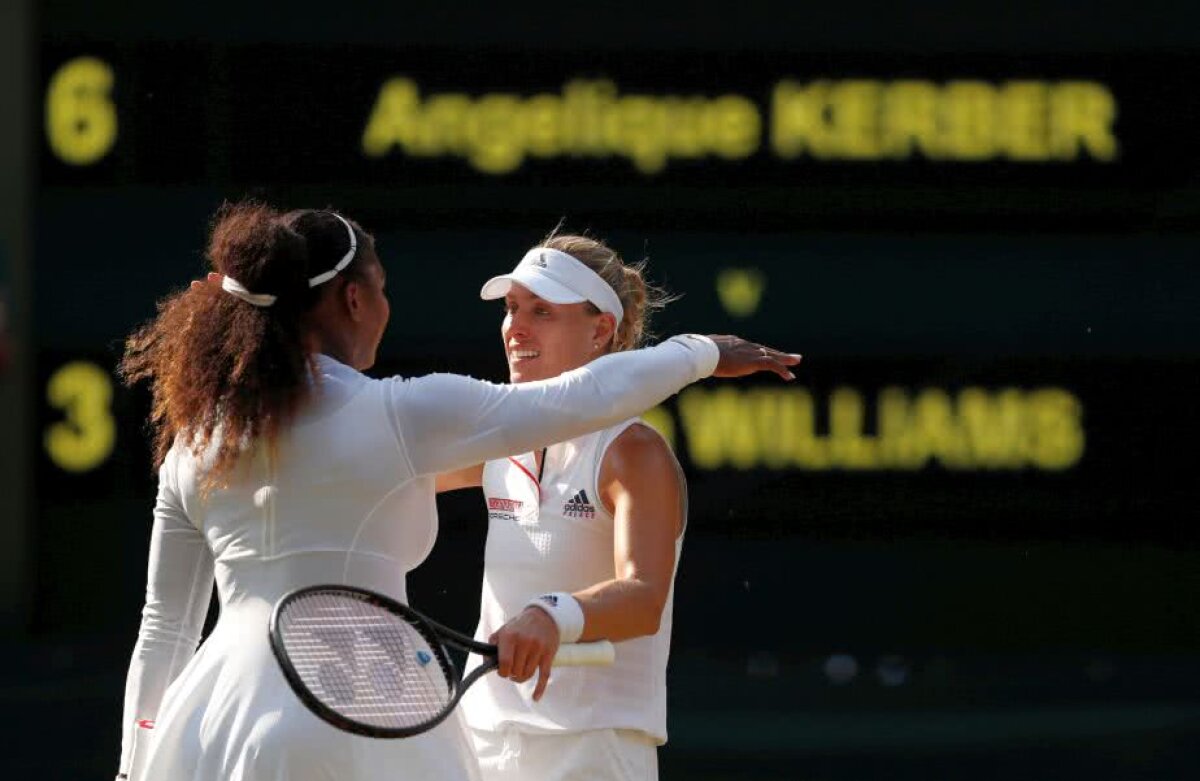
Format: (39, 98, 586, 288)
(563, 489, 596, 519)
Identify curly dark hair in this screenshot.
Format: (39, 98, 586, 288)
(119, 201, 374, 492)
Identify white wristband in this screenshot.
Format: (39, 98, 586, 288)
(524, 592, 585, 643)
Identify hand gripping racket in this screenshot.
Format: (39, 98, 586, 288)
(269, 584, 614, 738)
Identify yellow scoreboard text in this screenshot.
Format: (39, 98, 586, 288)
(647, 385, 1084, 472)
(45, 57, 118, 166)
(363, 77, 1117, 174)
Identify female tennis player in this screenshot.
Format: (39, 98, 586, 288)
(439, 234, 772, 781)
(114, 203, 799, 781)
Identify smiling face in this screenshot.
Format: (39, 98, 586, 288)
(501, 283, 614, 383)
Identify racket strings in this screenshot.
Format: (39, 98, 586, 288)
(276, 592, 454, 729)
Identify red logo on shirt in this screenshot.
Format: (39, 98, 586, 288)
(136, 719, 156, 730)
(487, 496, 527, 522)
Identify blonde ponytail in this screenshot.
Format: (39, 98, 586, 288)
(539, 232, 676, 352)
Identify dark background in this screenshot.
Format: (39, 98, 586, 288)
(4, 2, 1200, 778)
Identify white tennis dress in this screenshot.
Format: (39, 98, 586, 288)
(461, 419, 686, 781)
(117, 337, 717, 781)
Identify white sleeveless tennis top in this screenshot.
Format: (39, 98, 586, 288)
(461, 418, 685, 744)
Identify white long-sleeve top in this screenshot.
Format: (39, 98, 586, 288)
(117, 335, 717, 779)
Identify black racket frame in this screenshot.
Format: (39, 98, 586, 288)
(269, 584, 502, 738)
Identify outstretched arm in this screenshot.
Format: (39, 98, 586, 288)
(389, 335, 800, 478)
(387, 335, 719, 477)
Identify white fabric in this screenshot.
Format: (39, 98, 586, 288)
(117, 335, 716, 780)
(480, 247, 625, 322)
(472, 726, 658, 781)
(525, 592, 585, 643)
(462, 419, 685, 744)
(221, 276, 277, 307)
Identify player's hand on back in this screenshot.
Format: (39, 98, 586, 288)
(189, 272, 223, 291)
(708, 335, 802, 380)
(490, 606, 561, 701)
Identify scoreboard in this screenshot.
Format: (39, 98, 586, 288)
(22, 2, 1200, 652)
(9, 5, 1200, 778)
(37, 43, 1200, 232)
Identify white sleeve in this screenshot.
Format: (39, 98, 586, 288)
(387, 335, 719, 477)
(117, 448, 214, 778)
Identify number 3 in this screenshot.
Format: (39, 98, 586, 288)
(45, 361, 116, 472)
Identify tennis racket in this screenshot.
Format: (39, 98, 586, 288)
(269, 584, 614, 738)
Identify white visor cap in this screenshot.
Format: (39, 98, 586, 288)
(480, 247, 624, 322)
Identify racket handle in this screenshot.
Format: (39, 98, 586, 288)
(552, 640, 615, 667)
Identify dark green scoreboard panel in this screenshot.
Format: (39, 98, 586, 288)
(33, 36, 1200, 648)
(22, 5, 1200, 778)
(38, 43, 1200, 230)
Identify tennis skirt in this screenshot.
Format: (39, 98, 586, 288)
(471, 726, 658, 781)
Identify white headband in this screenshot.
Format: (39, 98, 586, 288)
(479, 247, 624, 322)
(220, 213, 358, 307)
(307, 214, 358, 287)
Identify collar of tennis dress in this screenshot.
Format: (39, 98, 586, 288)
(220, 213, 358, 308)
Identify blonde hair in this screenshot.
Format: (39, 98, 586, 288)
(539, 232, 677, 352)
